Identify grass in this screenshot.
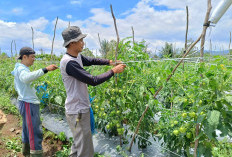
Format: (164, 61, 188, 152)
(0, 91, 19, 115)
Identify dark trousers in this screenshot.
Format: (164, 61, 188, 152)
(18, 100, 43, 150)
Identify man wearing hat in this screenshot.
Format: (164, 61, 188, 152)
(11, 47, 58, 157)
(60, 26, 126, 157)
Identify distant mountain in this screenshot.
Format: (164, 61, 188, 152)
(204, 50, 230, 55)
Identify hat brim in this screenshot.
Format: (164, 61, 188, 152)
(63, 34, 87, 47)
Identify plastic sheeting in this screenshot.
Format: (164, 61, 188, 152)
(209, 0, 232, 24)
(40, 107, 167, 157)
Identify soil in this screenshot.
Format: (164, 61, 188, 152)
(0, 110, 63, 157)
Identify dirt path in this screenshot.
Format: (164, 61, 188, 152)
(0, 110, 63, 157)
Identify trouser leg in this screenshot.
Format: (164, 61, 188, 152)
(66, 111, 94, 157)
(19, 101, 30, 156)
(23, 102, 43, 154)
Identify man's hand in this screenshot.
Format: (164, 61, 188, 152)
(112, 64, 126, 73)
(109, 60, 123, 66)
(46, 64, 58, 71)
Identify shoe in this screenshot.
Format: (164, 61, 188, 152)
(30, 150, 43, 157)
(22, 143, 30, 157)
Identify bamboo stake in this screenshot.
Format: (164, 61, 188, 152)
(129, 34, 202, 152)
(68, 21, 70, 27)
(110, 4, 121, 146)
(51, 16, 58, 61)
(31, 27, 34, 50)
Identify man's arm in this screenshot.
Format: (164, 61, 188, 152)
(19, 64, 57, 84)
(81, 55, 110, 66)
(66, 60, 114, 86)
(19, 68, 46, 84)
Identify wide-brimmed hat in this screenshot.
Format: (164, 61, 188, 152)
(18, 47, 35, 59)
(62, 26, 87, 47)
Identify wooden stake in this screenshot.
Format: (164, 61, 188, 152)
(183, 6, 189, 69)
(131, 26, 135, 45)
(129, 34, 202, 152)
(185, 6, 189, 51)
(229, 31, 231, 55)
(200, 0, 212, 61)
(51, 16, 58, 61)
(11, 40, 13, 61)
(194, 1, 211, 156)
(110, 4, 120, 65)
(14, 40, 17, 56)
(31, 27, 34, 50)
(209, 39, 212, 61)
(110, 4, 121, 146)
(98, 33, 103, 58)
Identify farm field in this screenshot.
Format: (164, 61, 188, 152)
(1, 38, 232, 156)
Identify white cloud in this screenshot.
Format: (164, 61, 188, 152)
(0, 20, 16, 27)
(89, 8, 113, 26)
(0, 18, 65, 55)
(70, 0, 82, 5)
(67, 15, 72, 19)
(28, 17, 49, 31)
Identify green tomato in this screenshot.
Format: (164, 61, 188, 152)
(184, 99, 187, 103)
(182, 113, 187, 118)
(189, 112, 196, 118)
(174, 121, 178, 125)
(185, 122, 191, 128)
(116, 123, 121, 128)
(173, 130, 179, 136)
(200, 111, 205, 115)
(106, 125, 110, 129)
(95, 105, 99, 109)
(199, 100, 202, 105)
(103, 113, 106, 117)
(179, 127, 186, 133)
(118, 90, 122, 93)
(101, 108, 104, 111)
(186, 132, 192, 139)
(171, 124, 174, 127)
(116, 110, 120, 114)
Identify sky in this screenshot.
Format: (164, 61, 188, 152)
(0, 0, 232, 56)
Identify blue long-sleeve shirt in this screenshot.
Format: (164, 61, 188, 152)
(11, 63, 47, 104)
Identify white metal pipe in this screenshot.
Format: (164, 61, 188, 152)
(209, 0, 232, 24)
